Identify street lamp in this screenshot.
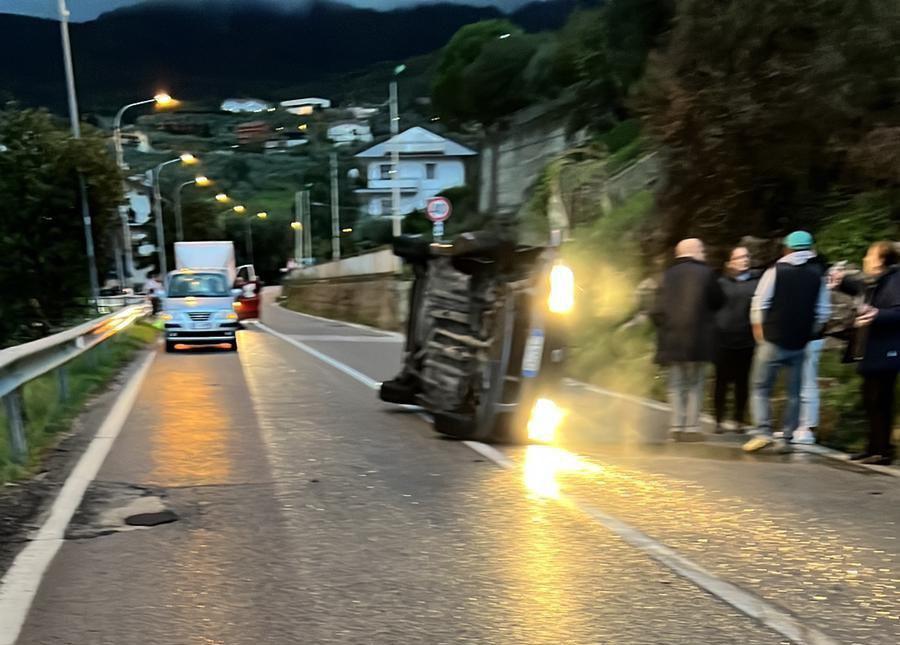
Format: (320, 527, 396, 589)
(389, 64, 405, 237)
(113, 92, 177, 170)
(256, 211, 268, 219)
(215, 192, 231, 203)
(233, 204, 246, 214)
(152, 153, 199, 275)
(174, 175, 214, 242)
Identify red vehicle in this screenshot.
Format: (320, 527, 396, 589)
(233, 280, 262, 321)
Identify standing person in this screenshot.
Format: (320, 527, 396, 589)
(652, 238, 725, 440)
(713, 246, 759, 433)
(144, 273, 163, 316)
(743, 231, 831, 453)
(835, 242, 900, 465)
(793, 252, 830, 445)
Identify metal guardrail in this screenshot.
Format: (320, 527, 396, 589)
(0, 304, 150, 464)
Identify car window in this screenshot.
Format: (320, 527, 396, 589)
(167, 273, 229, 298)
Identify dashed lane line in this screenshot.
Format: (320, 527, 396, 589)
(252, 319, 839, 645)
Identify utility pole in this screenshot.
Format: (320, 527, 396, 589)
(58, 0, 100, 305)
(330, 152, 341, 261)
(389, 78, 401, 237)
(151, 168, 168, 277)
(293, 191, 303, 264)
(303, 190, 312, 264)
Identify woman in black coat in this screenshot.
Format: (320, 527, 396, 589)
(839, 241, 900, 465)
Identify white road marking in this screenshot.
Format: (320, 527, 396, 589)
(251, 321, 380, 390)
(257, 319, 843, 644)
(270, 303, 405, 340)
(287, 334, 403, 343)
(0, 352, 155, 645)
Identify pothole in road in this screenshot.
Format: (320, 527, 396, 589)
(66, 482, 178, 539)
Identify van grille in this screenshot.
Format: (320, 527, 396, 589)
(187, 312, 212, 322)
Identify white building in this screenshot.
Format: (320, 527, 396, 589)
(354, 127, 477, 217)
(328, 123, 374, 146)
(221, 98, 271, 113)
(281, 97, 332, 115)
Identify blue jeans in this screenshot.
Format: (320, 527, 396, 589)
(751, 342, 806, 439)
(668, 362, 707, 431)
(799, 338, 825, 429)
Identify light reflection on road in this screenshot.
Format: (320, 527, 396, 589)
(152, 367, 232, 484)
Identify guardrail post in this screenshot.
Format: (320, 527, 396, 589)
(2, 389, 28, 464)
(57, 366, 69, 403)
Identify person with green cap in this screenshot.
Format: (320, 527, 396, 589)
(743, 230, 831, 453)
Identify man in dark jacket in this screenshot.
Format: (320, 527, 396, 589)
(835, 241, 900, 465)
(714, 246, 759, 432)
(744, 231, 831, 453)
(652, 238, 725, 440)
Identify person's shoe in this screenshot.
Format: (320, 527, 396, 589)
(677, 427, 704, 442)
(772, 430, 784, 440)
(774, 438, 793, 454)
(714, 423, 725, 435)
(743, 435, 773, 452)
(857, 454, 892, 465)
(792, 428, 816, 445)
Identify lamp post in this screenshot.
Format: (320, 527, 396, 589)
(173, 175, 211, 242)
(113, 93, 175, 170)
(112, 94, 174, 289)
(152, 153, 198, 275)
(56, 0, 100, 306)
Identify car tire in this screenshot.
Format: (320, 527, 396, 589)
(164, 340, 176, 353)
(227, 341, 238, 352)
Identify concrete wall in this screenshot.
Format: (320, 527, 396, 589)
(289, 248, 401, 280)
(283, 274, 409, 332)
(479, 102, 586, 216)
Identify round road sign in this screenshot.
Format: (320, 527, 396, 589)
(426, 197, 452, 223)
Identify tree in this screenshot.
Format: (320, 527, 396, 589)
(639, 0, 900, 254)
(431, 19, 525, 126)
(0, 107, 121, 345)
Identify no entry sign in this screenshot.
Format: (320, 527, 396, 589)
(426, 197, 452, 223)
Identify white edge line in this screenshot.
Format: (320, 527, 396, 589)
(271, 302, 405, 340)
(251, 321, 380, 390)
(251, 319, 839, 642)
(0, 351, 156, 645)
(573, 501, 840, 645)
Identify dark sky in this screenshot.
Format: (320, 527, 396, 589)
(4, 0, 538, 22)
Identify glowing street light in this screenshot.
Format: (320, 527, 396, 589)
(342, 227, 353, 234)
(174, 176, 215, 241)
(194, 175, 212, 187)
(290, 221, 302, 231)
(151, 153, 199, 274)
(233, 205, 246, 214)
(215, 192, 231, 203)
(256, 211, 268, 219)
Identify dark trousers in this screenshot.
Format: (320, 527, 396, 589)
(861, 371, 898, 459)
(714, 346, 755, 424)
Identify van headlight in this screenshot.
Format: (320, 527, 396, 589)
(548, 262, 575, 314)
(217, 311, 239, 320)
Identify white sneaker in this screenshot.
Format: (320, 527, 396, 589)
(792, 428, 816, 445)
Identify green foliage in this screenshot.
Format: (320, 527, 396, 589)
(432, 20, 527, 125)
(816, 191, 899, 264)
(639, 0, 900, 254)
(563, 190, 659, 394)
(0, 322, 157, 483)
(0, 108, 122, 346)
(601, 119, 641, 153)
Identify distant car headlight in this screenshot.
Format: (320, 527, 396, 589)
(548, 262, 575, 314)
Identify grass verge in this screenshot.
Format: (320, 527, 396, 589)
(0, 321, 158, 484)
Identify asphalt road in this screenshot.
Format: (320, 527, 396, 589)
(11, 301, 900, 644)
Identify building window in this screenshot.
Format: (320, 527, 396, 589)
(379, 164, 392, 180)
(425, 163, 436, 180)
(380, 198, 393, 214)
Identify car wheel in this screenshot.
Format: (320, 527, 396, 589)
(165, 340, 176, 353)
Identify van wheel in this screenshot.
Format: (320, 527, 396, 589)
(165, 341, 176, 353)
(227, 342, 238, 352)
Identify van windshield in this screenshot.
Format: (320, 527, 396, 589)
(167, 273, 229, 298)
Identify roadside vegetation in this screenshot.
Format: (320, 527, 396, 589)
(0, 322, 157, 484)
